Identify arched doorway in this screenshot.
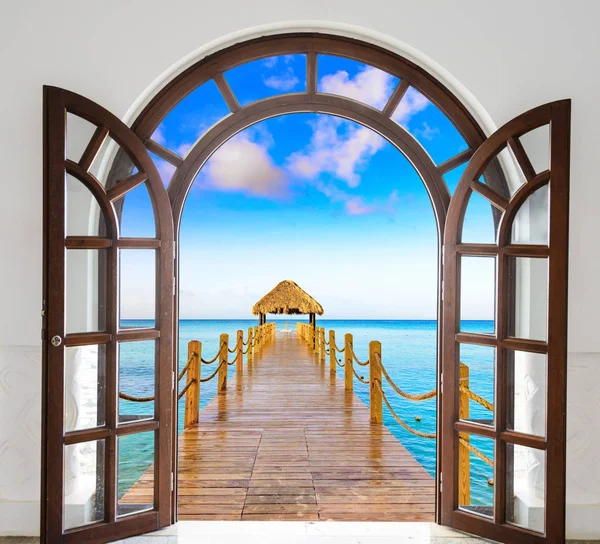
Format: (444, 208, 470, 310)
(41, 32, 570, 544)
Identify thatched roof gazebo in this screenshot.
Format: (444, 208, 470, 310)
(252, 280, 324, 327)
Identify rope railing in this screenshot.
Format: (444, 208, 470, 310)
(459, 436, 493, 467)
(376, 380, 437, 439)
(351, 349, 370, 366)
(459, 385, 494, 412)
(296, 321, 493, 499)
(118, 322, 276, 429)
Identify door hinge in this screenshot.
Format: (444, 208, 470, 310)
(440, 373, 443, 395)
(172, 371, 176, 391)
(171, 472, 174, 491)
(173, 241, 177, 261)
(439, 471, 442, 492)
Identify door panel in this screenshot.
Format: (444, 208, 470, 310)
(442, 101, 570, 543)
(42, 87, 174, 543)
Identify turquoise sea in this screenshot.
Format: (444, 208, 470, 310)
(118, 319, 495, 507)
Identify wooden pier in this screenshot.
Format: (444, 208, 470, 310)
(122, 331, 435, 521)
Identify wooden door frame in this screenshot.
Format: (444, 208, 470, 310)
(104, 33, 509, 524)
(41, 87, 174, 543)
(441, 100, 570, 543)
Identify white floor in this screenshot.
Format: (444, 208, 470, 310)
(115, 521, 492, 543)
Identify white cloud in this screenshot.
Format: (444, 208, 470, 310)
(345, 191, 400, 216)
(262, 56, 278, 68)
(414, 122, 439, 141)
(391, 87, 430, 125)
(203, 130, 286, 197)
(286, 116, 385, 188)
(264, 68, 299, 91)
(319, 66, 395, 110)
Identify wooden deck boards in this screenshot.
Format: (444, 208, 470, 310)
(122, 332, 435, 521)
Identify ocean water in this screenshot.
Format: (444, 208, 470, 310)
(118, 319, 495, 506)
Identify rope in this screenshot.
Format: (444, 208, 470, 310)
(334, 343, 345, 353)
(119, 392, 154, 402)
(379, 354, 437, 401)
(325, 349, 330, 355)
(459, 385, 494, 411)
(177, 352, 196, 382)
(227, 352, 238, 365)
(177, 379, 195, 400)
(242, 345, 251, 355)
(336, 359, 345, 368)
(458, 437, 493, 466)
(377, 381, 436, 439)
(228, 346, 238, 353)
(201, 345, 222, 365)
(352, 366, 369, 384)
(351, 348, 370, 366)
(199, 362, 224, 382)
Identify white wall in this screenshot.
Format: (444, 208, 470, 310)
(1, 0, 599, 538)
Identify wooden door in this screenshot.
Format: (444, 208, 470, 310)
(42, 87, 174, 543)
(441, 100, 570, 543)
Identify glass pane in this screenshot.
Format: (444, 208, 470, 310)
(480, 147, 525, 198)
(507, 350, 547, 437)
(66, 113, 98, 164)
(119, 249, 156, 328)
(318, 54, 399, 110)
(152, 79, 230, 156)
(118, 431, 155, 516)
(65, 249, 107, 334)
(508, 257, 548, 342)
(63, 439, 105, 530)
(518, 125, 550, 175)
(459, 345, 495, 427)
(443, 162, 467, 196)
(118, 340, 155, 424)
(225, 54, 306, 106)
(461, 190, 497, 244)
(392, 87, 468, 164)
(64, 345, 106, 432)
(66, 174, 107, 237)
(506, 444, 545, 533)
(118, 182, 157, 238)
(460, 256, 496, 334)
(149, 151, 175, 188)
(89, 135, 136, 187)
(457, 433, 494, 518)
(511, 184, 549, 245)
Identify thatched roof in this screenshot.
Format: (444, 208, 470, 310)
(252, 280, 324, 316)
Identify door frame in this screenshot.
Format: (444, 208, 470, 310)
(41, 86, 175, 543)
(441, 100, 570, 543)
(41, 32, 570, 543)
(111, 33, 508, 523)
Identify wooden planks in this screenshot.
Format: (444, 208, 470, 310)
(122, 332, 435, 521)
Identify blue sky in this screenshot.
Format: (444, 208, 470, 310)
(119, 54, 496, 320)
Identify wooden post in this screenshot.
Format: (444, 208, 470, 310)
(329, 330, 336, 375)
(218, 333, 228, 391)
(458, 362, 470, 505)
(319, 328, 326, 365)
(236, 330, 243, 373)
(247, 327, 253, 364)
(369, 341, 382, 424)
(344, 333, 353, 391)
(184, 340, 201, 428)
(254, 326, 259, 355)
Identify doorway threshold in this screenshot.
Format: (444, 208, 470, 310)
(116, 521, 493, 543)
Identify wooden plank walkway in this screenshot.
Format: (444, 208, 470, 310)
(122, 332, 435, 521)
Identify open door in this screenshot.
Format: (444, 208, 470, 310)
(441, 101, 570, 543)
(41, 87, 174, 543)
